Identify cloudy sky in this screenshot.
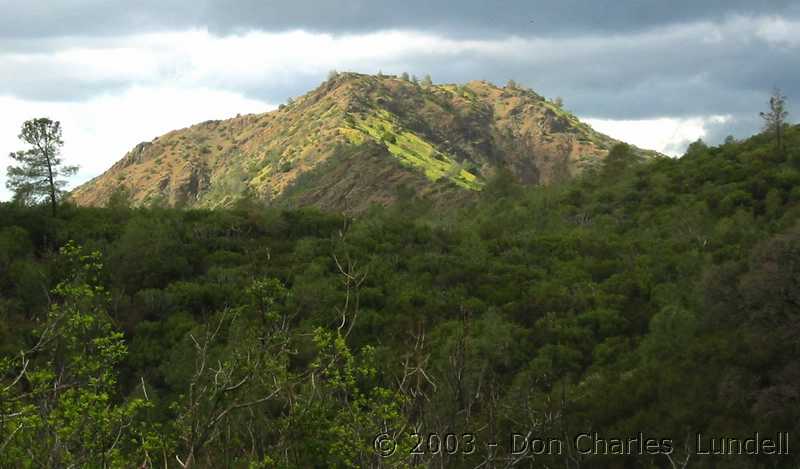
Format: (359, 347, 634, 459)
(1, 1, 798, 200)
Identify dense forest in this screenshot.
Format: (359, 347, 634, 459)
(1, 125, 800, 468)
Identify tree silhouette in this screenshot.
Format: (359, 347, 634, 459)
(760, 88, 789, 156)
(6, 118, 78, 215)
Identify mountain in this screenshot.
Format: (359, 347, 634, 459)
(71, 72, 654, 211)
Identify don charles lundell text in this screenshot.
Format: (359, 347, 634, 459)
(510, 432, 790, 457)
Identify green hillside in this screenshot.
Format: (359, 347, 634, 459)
(1, 125, 799, 467)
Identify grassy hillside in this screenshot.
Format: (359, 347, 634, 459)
(71, 73, 647, 212)
(1, 125, 798, 467)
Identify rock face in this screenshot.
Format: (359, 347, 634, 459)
(71, 73, 652, 211)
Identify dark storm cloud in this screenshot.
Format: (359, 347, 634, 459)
(1, 0, 798, 38)
(197, 0, 800, 37)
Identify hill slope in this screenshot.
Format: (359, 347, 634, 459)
(3, 124, 800, 467)
(71, 73, 650, 211)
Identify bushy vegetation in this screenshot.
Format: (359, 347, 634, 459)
(1, 125, 799, 467)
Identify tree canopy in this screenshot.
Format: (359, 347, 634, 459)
(0, 123, 799, 467)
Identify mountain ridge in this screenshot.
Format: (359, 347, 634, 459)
(71, 72, 658, 211)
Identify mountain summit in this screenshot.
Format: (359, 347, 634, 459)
(71, 72, 645, 211)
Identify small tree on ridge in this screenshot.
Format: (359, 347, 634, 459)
(760, 88, 789, 156)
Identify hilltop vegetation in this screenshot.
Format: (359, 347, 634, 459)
(1, 125, 799, 467)
(70, 73, 649, 212)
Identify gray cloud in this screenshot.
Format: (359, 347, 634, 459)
(175, 18, 800, 123)
(0, 0, 797, 156)
(2, 0, 798, 38)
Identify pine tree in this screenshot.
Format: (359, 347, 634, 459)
(6, 118, 78, 215)
(760, 88, 789, 156)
